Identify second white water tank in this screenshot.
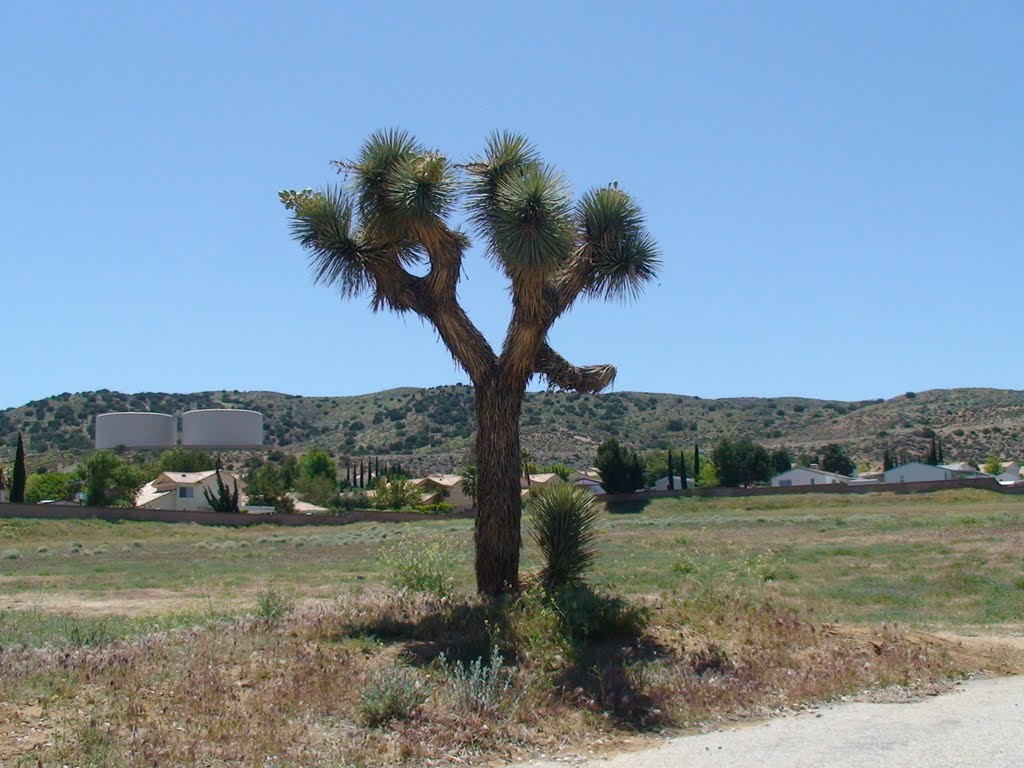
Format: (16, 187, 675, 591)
(181, 409, 264, 448)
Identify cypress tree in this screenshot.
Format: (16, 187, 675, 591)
(693, 443, 701, 479)
(359, 460, 364, 488)
(11, 432, 26, 504)
(667, 450, 675, 490)
(937, 438, 944, 464)
(927, 437, 938, 466)
(679, 450, 689, 489)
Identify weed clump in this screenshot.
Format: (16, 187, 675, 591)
(438, 643, 516, 716)
(358, 664, 430, 726)
(255, 587, 294, 622)
(1, 549, 20, 560)
(379, 537, 458, 599)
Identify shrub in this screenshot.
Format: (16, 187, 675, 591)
(373, 478, 423, 510)
(358, 665, 429, 726)
(527, 484, 599, 593)
(439, 643, 516, 716)
(380, 537, 458, 599)
(1, 549, 20, 560)
(256, 587, 294, 621)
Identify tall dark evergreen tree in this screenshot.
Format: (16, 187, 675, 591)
(11, 432, 26, 504)
(678, 449, 688, 489)
(667, 450, 675, 490)
(926, 437, 938, 466)
(883, 445, 893, 471)
(693, 443, 701, 479)
(937, 438, 944, 464)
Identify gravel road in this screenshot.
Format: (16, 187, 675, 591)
(516, 676, 1024, 768)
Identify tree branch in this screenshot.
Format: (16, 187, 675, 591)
(534, 343, 617, 394)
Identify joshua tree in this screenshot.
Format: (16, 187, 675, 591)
(281, 130, 659, 595)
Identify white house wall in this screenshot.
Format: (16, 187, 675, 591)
(883, 464, 954, 484)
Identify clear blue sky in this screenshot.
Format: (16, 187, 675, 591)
(2, 1, 1021, 410)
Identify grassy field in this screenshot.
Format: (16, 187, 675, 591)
(1, 489, 1022, 766)
(3, 488, 1022, 630)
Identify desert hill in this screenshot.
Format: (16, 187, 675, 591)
(1, 386, 1022, 474)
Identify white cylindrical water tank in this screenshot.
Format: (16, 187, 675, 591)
(95, 412, 177, 449)
(181, 409, 264, 448)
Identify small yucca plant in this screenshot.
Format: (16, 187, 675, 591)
(527, 484, 599, 593)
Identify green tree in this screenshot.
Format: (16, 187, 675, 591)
(299, 449, 337, 483)
(11, 432, 26, 503)
(695, 459, 719, 487)
(539, 462, 573, 481)
(692, 443, 701, 479)
(294, 474, 338, 507)
(77, 451, 147, 507)
(642, 450, 669, 487)
(25, 472, 72, 504)
(245, 463, 294, 512)
(712, 438, 771, 487)
(157, 448, 216, 473)
(770, 447, 793, 475)
(203, 471, 241, 513)
(595, 438, 645, 494)
(820, 443, 855, 476)
(282, 131, 659, 595)
(373, 477, 423, 510)
(459, 464, 477, 503)
(796, 451, 819, 468)
(983, 455, 1003, 475)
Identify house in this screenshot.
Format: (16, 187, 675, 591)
(410, 474, 474, 509)
(520, 473, 565, 489)
(568, 468, 602, 484)
(136, 470, 246, 512)
(653, 475, 695, 491)
(883, 462, 958, 484)
(770, 467, 852, 488)
(572, 477, 605, 493)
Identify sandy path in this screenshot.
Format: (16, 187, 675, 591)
(516, 676, 1024, 768)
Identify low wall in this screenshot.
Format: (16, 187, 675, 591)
(597, 476, 1024, 503)
(0, 503, 473, 527)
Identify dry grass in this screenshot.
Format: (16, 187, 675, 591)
(3, 585, 1014, 768)
(3, 489, 1024, 765)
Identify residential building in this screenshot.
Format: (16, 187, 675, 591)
(653, 475, 695, 491)
(410, 474, 474, 509)
(135, 469, 245, 512)
(520, 473, 565, 490)
(770, 467, 852, 488)
(572, 477, 605, 493)
(883, 462, 957, 484)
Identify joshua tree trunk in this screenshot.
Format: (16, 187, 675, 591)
(473, 378, 525, 595)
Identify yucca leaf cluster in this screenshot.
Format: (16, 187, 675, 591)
(527, 484, 599, 593)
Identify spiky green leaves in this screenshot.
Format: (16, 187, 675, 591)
(527, 483, 599, 593)
(490, 165, 574, 274)
(576, 187, 660, 300)
(345, 129, 456, 240)
(281, 186, 380, 299)
(466, 133, 573, 276)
